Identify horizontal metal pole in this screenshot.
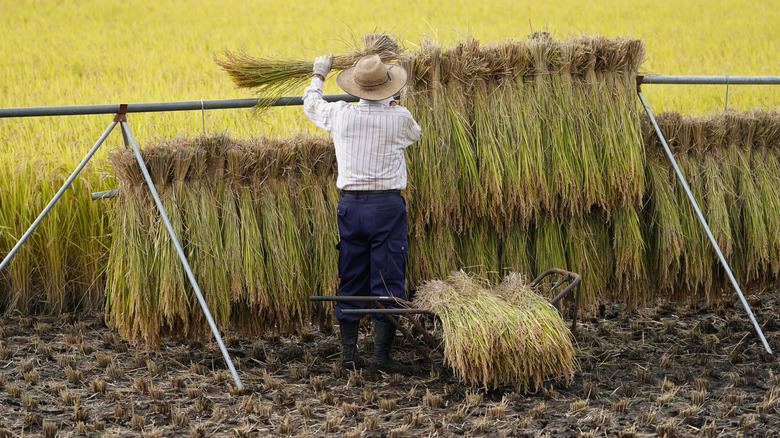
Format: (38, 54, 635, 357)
(342, 309, 434, 315)
(310, 295, 403, 303)
(640, 75, 780, 85)
(91, 189, 119, 201)
(3, 75, 776, 119)
(0, 94, 359, 118)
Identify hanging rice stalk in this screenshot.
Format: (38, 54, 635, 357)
(500, 222, 533, 280)
(399, 39, 462, 235)
(567, 38, 608, 215)
(534, 216, 567, 277)
(414, 271, 576, 391)
(751, 146, 780, 281)
(407, 225, 460, 289)
(566, 215, 612, 306)
(456, 222, 501, 285)
(734, 147, 769, 284)
(442, 40, 482, 228)
(150, 147, 189, 337)
(673, 153, 713, 300)
(701, 152, 732, 293)
(612, 206, 646, 307)
(644, 159, 684, 294)
(510, 64, 549, 222)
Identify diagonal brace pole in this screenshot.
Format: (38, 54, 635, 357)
(120, 120, 244, 388)
(0, 120, 118, 274)
(637, 88, 772, 355)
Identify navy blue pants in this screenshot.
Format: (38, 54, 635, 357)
(335, 191, 408, 324)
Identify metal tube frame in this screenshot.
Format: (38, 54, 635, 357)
(0, 94, 358, 119)
(312, 296, 443, 361)
(638, 75, 780, 85)
(1, 75, 775, 366)
(637, 80, 773, 355)
(0, 108, 245, 388)
(313, 267, 583, 361)
(529, 268, 582, 331)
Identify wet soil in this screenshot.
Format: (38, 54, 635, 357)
(0, 290, 778, 437)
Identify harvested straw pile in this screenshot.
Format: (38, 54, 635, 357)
(414, 271, 576, 391)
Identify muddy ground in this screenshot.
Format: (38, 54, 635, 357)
(0, 290, 778, 438)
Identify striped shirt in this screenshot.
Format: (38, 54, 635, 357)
(303, 77, 422, 191)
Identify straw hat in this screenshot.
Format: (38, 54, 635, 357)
(336, 54, 408, 101)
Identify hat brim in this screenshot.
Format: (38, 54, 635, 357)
(336, 63, 408, 101)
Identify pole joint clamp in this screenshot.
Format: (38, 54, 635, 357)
(113, 104, 128, 122)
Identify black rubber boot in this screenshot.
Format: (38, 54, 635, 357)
(372, 320, 409, 374)
(339, 320, 367, 370)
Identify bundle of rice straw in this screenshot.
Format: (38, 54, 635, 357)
(414, 271, 577, 391)
(213, 31, 405, 104)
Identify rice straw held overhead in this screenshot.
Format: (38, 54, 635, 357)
(414, 270, 576, 391)
(213, 31, 405, 108)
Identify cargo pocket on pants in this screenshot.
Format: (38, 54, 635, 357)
(385, 239, 409, 282)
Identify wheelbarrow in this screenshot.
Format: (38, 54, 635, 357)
(309, 268, 581, 364)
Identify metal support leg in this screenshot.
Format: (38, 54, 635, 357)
(0, 121, 118, 274)
(637, 89, 772, 355)
(120, 121, 244, 387)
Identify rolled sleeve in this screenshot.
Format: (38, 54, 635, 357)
(398, 108, 422, 147)
(303, 77, 333, 132)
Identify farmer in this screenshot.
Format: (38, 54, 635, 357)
(303, 53, 421, 373)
